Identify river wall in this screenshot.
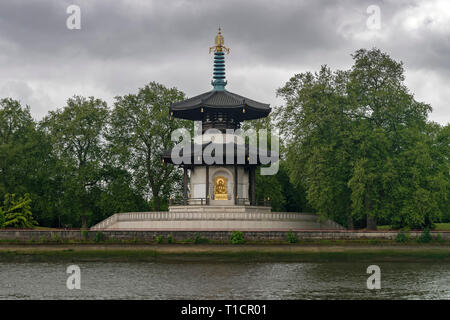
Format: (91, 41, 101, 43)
(0, 230, 449, 241)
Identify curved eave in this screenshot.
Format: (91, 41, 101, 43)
(160, 142, 278, 166)
(171, 106, 270, 121)
(170, 90, 271, 121)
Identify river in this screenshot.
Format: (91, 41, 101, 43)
(1, 261, 449, 299)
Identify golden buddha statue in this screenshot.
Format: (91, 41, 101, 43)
(214, 176, 228, 200)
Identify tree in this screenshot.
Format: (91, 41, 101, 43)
(41, 96, 108, 228)
(346, 48, 432, 229)
(0, 98, 58, 226)
(275, 48, 444, 229)
(386, 122, 449, 228)
(108, 82, 189, 211)
(0, 98, 35, 195)
(275, 66, 354, 227)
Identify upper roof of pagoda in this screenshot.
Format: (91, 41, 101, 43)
(170, 89, 270, 121)
(169, 28, 271, 122)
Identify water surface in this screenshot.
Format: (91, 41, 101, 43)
(1, 262, 449, 299)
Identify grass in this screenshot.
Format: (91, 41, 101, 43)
(435, 223, 450, 231)
(377, 223, 450, 231)
(1, 244, 450, 263)
(33, 226, 63, 231)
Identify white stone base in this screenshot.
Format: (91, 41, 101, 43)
(91, 206, 344, 231)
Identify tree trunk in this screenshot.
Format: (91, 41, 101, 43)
(81, 214, 87, 229)
(366, 215, 377, 230)
(153, 195, 161, 211)
(365, 196, 377, 230)
(347, 216, 354, 230)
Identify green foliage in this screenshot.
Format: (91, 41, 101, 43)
(286, 231, 299, 243)
(81, 230, 88, 240)
(230, 231, 245, 244)
(167, 234, 174, 244)
(0, 193, 37, 228)
(109, 82, 189, 211)
(417, 227, 432, 243)
(275, 48, 448, 229)
(193, 233, 209, 244)
(94, 231, 104, 243)
(51, 232, 61, 243)
(0, 209, 4, 228)
(395, 231, 410, 243)
(155, 235, 164, 244)
(41, 95, 109, 228)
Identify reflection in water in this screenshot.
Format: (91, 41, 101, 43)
(0, 262, 449, 299)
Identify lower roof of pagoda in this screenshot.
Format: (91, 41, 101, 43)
(170, 89, 271, 121)
(161, 141, 277, 166)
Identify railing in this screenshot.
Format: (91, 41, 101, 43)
(90, 213, 119, 230)
(90, 210, 346, 230)
(169, 197, 272, 207)
(238, 199, 272, 207)
(170, 198, 209, 206)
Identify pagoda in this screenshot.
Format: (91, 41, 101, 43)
(90, 29, 345, 231)
(162, 28, 271, 209)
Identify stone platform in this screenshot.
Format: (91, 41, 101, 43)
(90, 206, 344, 231)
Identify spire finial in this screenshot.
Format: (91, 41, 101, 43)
(210, 28, 229, 91)
(209, 27, 230, 54)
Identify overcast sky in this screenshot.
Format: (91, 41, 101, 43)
(0, 0, 449, 124)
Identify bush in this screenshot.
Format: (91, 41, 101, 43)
(0, 210, 4, 228)
(395, 231, 410, 243)
(51, 232, 61, 243)
(193, 233, 209, 244)
(286, 231, 298, 244)
(417, 227, 432, 243)
(0, 193, 37, 228)
(167, 234, 174, 244)
(94, 231, 104, 243)
(81, 230, 88, 240)
(155, 235, 164, 244)
(230, 231, 245, 244)
(435, 233, 444, 243)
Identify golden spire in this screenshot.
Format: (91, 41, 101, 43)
(209, 27, 230, 54)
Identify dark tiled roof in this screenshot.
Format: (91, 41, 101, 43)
(170, 90, 270, 121)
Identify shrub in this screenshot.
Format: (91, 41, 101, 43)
(51, 232, 61, 243)
(0, 193, 37, 228)
(230, 231, 245, 244)
(395, 231, 410, 243)
(167, 234, 174, 244)
(81, 230, 88, 240)
(0, 210, 4, 228)
(194, 233, 209, 244)
(132, 236, 137, 243)
(286, 231, 298, 244)
(435, 233, 444, 243)
(94, 231, 104, 243)
(417, 227, 432, 243)
(155, 235, 164, 244)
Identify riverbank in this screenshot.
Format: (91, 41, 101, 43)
(1, 243, 450, 262)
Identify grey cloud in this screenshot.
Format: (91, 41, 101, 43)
(0, 0, 448, 124)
